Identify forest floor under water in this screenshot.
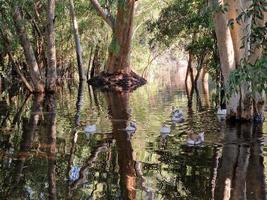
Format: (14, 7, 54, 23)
(0, 82, 266, 200)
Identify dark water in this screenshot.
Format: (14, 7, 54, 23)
(0, 82, 266, 200)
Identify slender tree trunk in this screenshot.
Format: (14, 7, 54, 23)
(12, 6, 44, 92)
(0, 28, 33, 92)
(86, 47, 94, 80)
(47, 0, 57, 92)
(201, 66, 210, 107)
(69, 0, 85, 81)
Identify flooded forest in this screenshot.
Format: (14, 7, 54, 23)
(0, 0, 267, 199)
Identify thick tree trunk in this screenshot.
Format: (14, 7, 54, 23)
(248, 10, 266, 122)
(89, 0, 146, 90)
(47, 0, 57, 92)
(227, 0, 253, 121)
(12, 6, 44, 92)
(106, 0, 135, 74)
(69, 0, 85, 81)
(211, 0, 239, 119)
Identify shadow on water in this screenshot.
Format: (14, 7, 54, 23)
(0, 83, 266, 200)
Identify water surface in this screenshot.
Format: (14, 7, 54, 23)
(0, 83, 266, 200)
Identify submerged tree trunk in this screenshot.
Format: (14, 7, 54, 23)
(212, 0, 265, 122)
(12, 6, 44, 93)
(69, 0, 85, 81)
(106, 0, 135, 74)
(89, 0, 146, 90)
(211, 0, 239, 119)
(47, 0, 57, 92)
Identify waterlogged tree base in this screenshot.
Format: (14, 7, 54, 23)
(226, 114, 265, 124)
(88, 71, 147, 92)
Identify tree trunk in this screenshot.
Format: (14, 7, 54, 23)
(69, 0, 85, 81)
(0, 28, 33, 92)
(89, 0, 146, 90)
(201, 66, 210, 107)
(12, 6, 44, 92)
(227, 0, 253, 121)
(248, 9, 266, 122)
(106, 0, 135, 74)
(211, 0, 239, 119)
(46, 0, 57, 92)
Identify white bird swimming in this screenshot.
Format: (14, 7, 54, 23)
(171, 107, 184, 123)
(217, 108, 227, 115)
(125, 121, 137, 133)
(84, 124, 96, 133)
(160, 124, 171, 134)
(171, 106, 183, 117)
(172, 113, 184, 123)
(186, 130, 204, 145)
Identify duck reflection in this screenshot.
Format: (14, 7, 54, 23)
(105, 91, 137, 200)
(214, 123, 266, 200)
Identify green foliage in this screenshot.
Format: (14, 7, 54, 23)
(235, 0, 267, 51)
(226, 56, 267, 98)
(147, 0, 213, 47)
(226, 0, 267, 99)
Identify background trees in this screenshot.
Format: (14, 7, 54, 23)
(0, 0, 266, 121)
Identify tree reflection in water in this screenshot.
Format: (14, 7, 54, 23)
(214, 123, 266, 200)
(0, 87, 266, 200)
(105, 91, 137, 200)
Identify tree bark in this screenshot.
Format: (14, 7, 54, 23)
(0, 28, 33, 92)
(69, 0, 85, 81)
(227, 0, 253, 121)
(91, 0, 136, 74)
(12, 6, 44, 92)
(106, 0, 135, 74)
(211, 0, 240, 119)
(46, 0, 57, 92)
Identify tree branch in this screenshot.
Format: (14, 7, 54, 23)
(90, 0, 115, 29)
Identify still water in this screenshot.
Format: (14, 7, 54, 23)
(0, 82, 266, 200)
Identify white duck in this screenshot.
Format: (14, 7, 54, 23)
(171, 107, 183, 121)
(172, 112, 184, 123)
(160, 124, 171, 134)
(125, 121, 137, 133)
(186, 130, 204, 145)
(217, 108, 227, 115)
(171, 106, 183, 115)
(84, 124, 96, 134)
